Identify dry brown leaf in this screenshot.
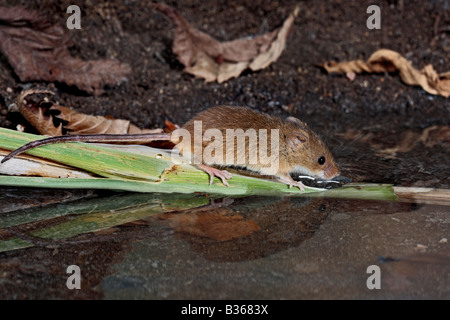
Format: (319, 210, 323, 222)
(248, 8, 297, 72)
(16, 89, 64, 136)
(152, 2, 298, 82)
(0, 6, 131, 95)
(16, 89, 161, 136)
(50, 105, 156, 135)
(321, 49, 450, 98)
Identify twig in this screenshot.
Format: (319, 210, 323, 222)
(393, 187, 450, 205)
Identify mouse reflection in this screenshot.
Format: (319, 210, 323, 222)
(148, 196, 332, 262)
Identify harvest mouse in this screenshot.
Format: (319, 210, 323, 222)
(1, 105, 339, 191)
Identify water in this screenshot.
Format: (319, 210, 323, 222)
(0, 189, 448, 299)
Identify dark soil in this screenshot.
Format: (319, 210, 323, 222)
(0, 0, 449, 301)
(0, 0, 448, 187)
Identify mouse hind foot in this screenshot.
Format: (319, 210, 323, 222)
(196, 163, 232, 186)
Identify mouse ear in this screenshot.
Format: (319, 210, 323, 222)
(286, 116, 306, 127)
(287, 131, 308, 149)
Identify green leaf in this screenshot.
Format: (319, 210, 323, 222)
(0, 127, 170, 181)
(0, 128, 397, 200)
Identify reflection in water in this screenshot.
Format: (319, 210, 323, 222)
(0, 189, 418, 299)
(152, 197, 332, 262)
(155, 197, 416, 262)
(0, 190, 415, 257)
(380, 249, 450, 292)
(0, 190, 336, 263)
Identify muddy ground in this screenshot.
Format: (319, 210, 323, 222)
(0, 0, 448, 187)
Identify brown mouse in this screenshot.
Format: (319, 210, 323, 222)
(1, 105, 339, 191)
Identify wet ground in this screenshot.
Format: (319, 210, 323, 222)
(0, 0, 449, 300)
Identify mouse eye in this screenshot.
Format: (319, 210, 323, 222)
(318, 156, 326, 165)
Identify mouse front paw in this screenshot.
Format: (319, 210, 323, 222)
(287, 180, 305, 192)
(277, 174, 306, 192)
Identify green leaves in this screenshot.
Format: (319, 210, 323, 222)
(0, 127, 170, 182)
(0, 127, 397, 200)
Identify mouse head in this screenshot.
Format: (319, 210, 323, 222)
(285, 117, 339, 180)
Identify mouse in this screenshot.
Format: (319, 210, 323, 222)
(1, 105, 340, 191)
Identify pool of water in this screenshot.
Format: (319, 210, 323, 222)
(0, 189, 448, 299)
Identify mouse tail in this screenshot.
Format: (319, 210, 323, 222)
(1, 133, 172, 164)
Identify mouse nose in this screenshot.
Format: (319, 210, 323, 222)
(324, 163, 339, 179)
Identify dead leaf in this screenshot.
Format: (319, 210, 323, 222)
(321, 49, 450, 98)
(16, 89, 161, 136)
(0, 6, 131, 95)
(50, 105, 160, 135)
(17, 89, 63, 136)
(152, 2, 298, 82)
